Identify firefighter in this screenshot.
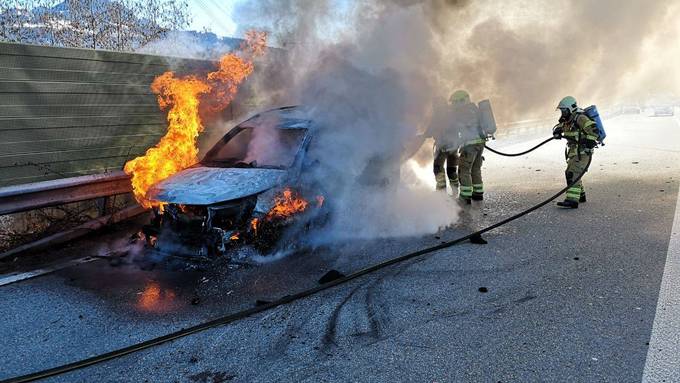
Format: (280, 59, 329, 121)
(452, 90, 486, 204)
(552, 96, 599, 209)
(425, 96, 461, 193)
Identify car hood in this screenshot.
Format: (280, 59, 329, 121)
(147, 167, 287, 205)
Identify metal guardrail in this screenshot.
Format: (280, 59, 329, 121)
(0, 170, 132, 215)
(0, 203, 145, 260)
(495, 117, 555, 139)
(0, 170, 140, 259)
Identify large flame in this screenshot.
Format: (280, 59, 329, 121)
(124, 74, 209, 208)
(124, 31, 268, 208)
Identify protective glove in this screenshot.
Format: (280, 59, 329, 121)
(552, 125, 564, 139)
(584, 139, 597, 149)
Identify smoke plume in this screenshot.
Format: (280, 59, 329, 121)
(232, 1, 466, 239)
(137, 0, 677, 244)
(226, 0, 679, 241)
(236, 0, 679, 119)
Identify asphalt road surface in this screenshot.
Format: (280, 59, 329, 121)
(1, 113, 680, 383)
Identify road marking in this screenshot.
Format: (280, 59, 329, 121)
(642, 182, 680, 382)
(0, 256, 97, 287)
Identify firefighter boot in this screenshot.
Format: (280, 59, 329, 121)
(561, 172, 581, 208)
(556, 199, 579, 209)
(471, 183, 484, 201)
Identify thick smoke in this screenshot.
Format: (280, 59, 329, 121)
(434, 1, 679, 120)
(237, 0, 678, 119)
(233, 1, 463, 239)
(228, 0, 678, 239)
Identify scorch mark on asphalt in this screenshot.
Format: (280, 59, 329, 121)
(642, 170, 680, 383)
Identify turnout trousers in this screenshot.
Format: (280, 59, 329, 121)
(565, 151, 591, 202)
(433, 146, 459, 190)
(459, 143, 484, 199)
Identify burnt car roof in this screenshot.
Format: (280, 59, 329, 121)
(239, 106, 313, 130)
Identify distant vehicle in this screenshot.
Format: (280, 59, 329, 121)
(143, 106, 328, 259)
(646, 94, 677, 117)
(650, 105, 674, 117)
(620, 104, 641, 114)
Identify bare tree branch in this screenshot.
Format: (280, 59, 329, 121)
(0, 0, 190, 51)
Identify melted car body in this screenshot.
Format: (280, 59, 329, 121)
(143, 106, 324, 258)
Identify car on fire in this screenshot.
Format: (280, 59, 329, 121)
(142, 106, 327, 259)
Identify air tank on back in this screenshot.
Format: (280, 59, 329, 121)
(477, 99, 497, 138)
(584, 105, 606, 144)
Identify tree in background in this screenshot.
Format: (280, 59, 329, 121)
(0, 0, 190, 51)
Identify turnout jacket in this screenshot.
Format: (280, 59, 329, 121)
(427, 101, 484, 151)
(559, 112, 599, 157)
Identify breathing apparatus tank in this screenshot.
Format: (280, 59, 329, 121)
(477, 99, 497, 138)
(583, 105, 606, 145)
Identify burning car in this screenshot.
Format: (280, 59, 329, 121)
(142, 106, 327, 259)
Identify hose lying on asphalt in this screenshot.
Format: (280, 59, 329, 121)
(1, 154, 592, 383)
(485, 136, 556, 157)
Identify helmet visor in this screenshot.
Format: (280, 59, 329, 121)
(559, 108, 571, 122)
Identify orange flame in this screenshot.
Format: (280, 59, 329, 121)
(266, 188, 309, 221)
(124, 31, 268, 208)
(249, 188, 312, 235)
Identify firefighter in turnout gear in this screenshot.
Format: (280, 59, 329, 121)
(552, 96, 599, 209)
(452, 90, 486, 204)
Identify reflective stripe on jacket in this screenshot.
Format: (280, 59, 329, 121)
(562, 113, 598, 157)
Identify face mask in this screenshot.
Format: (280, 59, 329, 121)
(559, 108, 571, 122)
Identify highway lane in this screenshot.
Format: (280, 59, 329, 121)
(1, 113, 679, 382)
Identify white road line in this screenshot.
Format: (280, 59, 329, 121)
(0, 256, 97, 287)
(642, 181, 680, 382)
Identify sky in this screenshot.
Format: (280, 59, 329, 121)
(186, 0, 238, 37)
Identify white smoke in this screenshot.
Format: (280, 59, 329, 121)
(236, 0, 680, 119)
(243, 116, 285, 167)
(133, 0, 679, 243)
(228, 0, 680, 241)
(137, 30, 238, 60)
(232, 1, 462, 240)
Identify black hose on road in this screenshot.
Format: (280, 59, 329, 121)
(485, 136, 556, 157)
(1, 153, 592, 383)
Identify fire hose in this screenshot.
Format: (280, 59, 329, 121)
(2, 140, 590, 383)
(484, 136, 556, 157)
